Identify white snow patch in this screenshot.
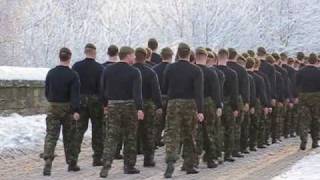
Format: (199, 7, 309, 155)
(0, 66, 49, 81)
(273, 151, 320, 180)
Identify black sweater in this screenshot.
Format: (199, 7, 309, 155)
(133, 63, 162, 109)
(275, 65, 291, 100)
(249, 71, 269, 107)
(283, 64, 298, 98)
(227, 61, 250, 103)
(197, 64, 222, 108)
(275, 71, 285, 102)
(45, 66, 80, 113)
(153, 62, 170, 94)
(248, 74, 256, 106)
(100, 62, 143, 110)
(259, 60, 277, 99)
(72, 58, 104, 96)
(163, 60, 204, 113)
(255, 71, 271, 106)
(296, 66, 320, 93)
(217, 65, 239, 111)
(211, 66, 225, 105)
(151, 52, 162, 64)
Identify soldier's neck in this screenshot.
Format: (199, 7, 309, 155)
(59, 61, 70, 67)
(108, 56, 118, 62)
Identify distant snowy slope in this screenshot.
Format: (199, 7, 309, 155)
(0, 66, 49, 81)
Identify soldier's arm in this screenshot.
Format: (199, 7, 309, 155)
(210, 70, 222, 108)
(240, 70, 250, 104)
(162, 65, 170, 95)
(99, 69, 108, 107)
(269, 66, 277, 99)
(45, 72, 50, 100)
(250, 78, 256, 107)
(70, 73, 81, 113)
(151, 72, 162, 109)
(194, 68, 204, 113)
(231, 71, 239, 111)
(133, 70, 143, 110)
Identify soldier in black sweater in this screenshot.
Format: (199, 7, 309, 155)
(153, 47, 173, 147)
(72, 43, 105, 167)
(163, 43, 204, 178)
(133, 47, 162, 167)
(296, 53, 320, 150)
(148, 38, 162, 64)
(100, 46, 144, 178)
(227, 48, 250, 157)
(102, 45, 118, 67)
(43, 47, 80, 176)
(195, 47, 222, 168)
(217, 49, 239, 162)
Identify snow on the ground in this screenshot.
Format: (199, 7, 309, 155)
(0, 114, 91, 155)
(0, 66, 49, 81)
(273, 150, 320, 180)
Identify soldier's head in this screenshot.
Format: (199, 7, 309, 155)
(242, 52, 249, 59)
(195, 47, 208, 65)
(148, 38, 158, 51)
(280, 52, 288, 62)
(190, 50, 196, 64)
(59, 47, 72, 63)
(257, 47, 267, 57)
(205, 47, 212, 52)
(308, 53, 318, 65)
(119, 46, 135, 64)
(84, 43, 96, 59)
(288, 57, 294, 66)
(145, 48, 152, 62)
(253, 58, 261, 70)
(296, 52, 305, 61)
(134, 47, 147, 64)
(107, 45, 119, 58)
(228, 48, 237, 60)
(237, 55, 247, 67)
(177, 43, 191, 60)
(206, 51, 218, 66)
(271, 53, 280, 64)
(217, 48, 229, 63)
(246, 57, 255, 70)
(160, 47, 174, 62)
(247, 50, 255, 57)
(266, 55, 275, 65)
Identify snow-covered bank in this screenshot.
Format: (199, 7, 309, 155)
(0, 66, 49, 81)
(273, 150, 320, 180)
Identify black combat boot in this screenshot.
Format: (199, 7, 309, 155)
(43, 159, 52, 176)
(258, 145, 266, 149)
(100, 166, 110, 178)
(164, 162, 175, 178)
(300, 142, 307, 150)
(250, 147, 257, 151)
(114, 153, 123, 160)
(312, 142, 319, 149)
(186, 167, 199, 174)
(68, 160, 80, 172)
(207, 160, 218, 168)
(232, 152, 244, 158)
(144, 154, 156, 167)
(225, 156, 235, 162)
(124, 166, 140, 174)
(93, 158, 103, 166)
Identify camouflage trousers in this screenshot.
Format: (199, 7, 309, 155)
(155, 95, 168, 145)
(234, 96, 244, 154)
(240, 111, 251, 152)
(221, 103, 235, 158)
(71, 95, 104, 162)
(196, 98, 218, 161)
(249, 101, 261, 149)
(299, 93, 320, 145)
(137, 100, 156, 159)
(271, 104, 280, 142)
(164, 99, 197, 169)
(285, 104, 299, 137)
(102, 101, 138, 168)
(278, 104, 287, 139)
(43, 102, 75, 163)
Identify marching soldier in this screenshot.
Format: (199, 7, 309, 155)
(102, 45, 119, 67)
(217, 49, 239, 162)
(100, 46, 144, 178)
(72, 43, 105, 167)
(227, 48, 250, 157)
(195, 47, 223, 168)
(296, 53, 320, 150)
(43, 47, 80, 176)
(148, 38, 162, 64)
(153, 47, 174, 147)
(162, 43, 204, 178)
(133, 47, 162, 167)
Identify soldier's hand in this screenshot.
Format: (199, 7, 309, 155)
(197, 113, 204, 122)
(233, 111, 239, 118)
(243, 103, 250, 112)
(216, 108, 222, 117)
(278, 102, 284, 108)
(104, 106, 108, 114)
(156, 108, 163, 116)
(250, 107, 255, 114)
(137, 110, 144, 120)
(294, 98, 299, 104)
(271, 99, 276, 107)
(289, 103, 294, 109)
(73, 112, 80, 121)
(268, 108, 272, 114)
(264, 108, 269, 115)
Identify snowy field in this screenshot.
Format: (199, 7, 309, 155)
(0, 114, 91, 157)
(0, 66, 49, 80)
(273, 150, 320, 180)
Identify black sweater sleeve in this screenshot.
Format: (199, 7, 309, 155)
(194, 68, 204, 113)
(240, 70, 250, 104)
(210, 70, 222, 108)
(231, 72, 239, 111)
(151, 73, 163, 109)
(100, 69, 108, 107)
(133, 70, 143, 110)
(70, 74, 80, 113)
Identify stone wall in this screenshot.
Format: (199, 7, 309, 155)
(0, 80, 48, 116)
